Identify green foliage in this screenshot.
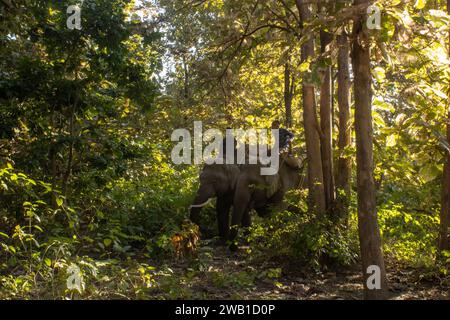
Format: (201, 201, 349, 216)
(379, 205, 438, 268)
(247, 191, 359, 271)
(378, 183, 441, 268)
(1, 0, 449, 300)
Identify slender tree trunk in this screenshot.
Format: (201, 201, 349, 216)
(336, 30, 352, 223)
(319, 29, 335, 213)
(182, 55, 189, 100)
(62, 74, 79, 198)
(62, 101, 76, 198)
(440, 138, 450, 250)
(49, 105, 58, 209)
(284, 62, 293, 128)
(438, 0, 450, 252)
(352, 0, 387, 299)
(296, 0, 326, 215)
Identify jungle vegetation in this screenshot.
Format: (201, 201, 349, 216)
(0, 0, 449, 300)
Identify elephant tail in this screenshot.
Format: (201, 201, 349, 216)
(189, 198, 213, 209)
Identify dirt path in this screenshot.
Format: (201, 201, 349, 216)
(150, 240, 450, 300)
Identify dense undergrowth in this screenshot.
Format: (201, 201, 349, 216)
(1, 0, 449, 300)
(1, 155, 448, 299)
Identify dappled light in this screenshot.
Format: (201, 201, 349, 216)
(0, 0, 449, 302)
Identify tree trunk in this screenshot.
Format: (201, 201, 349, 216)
(438, 0, 450, 252)
(351, 0, 387, 299)
(182, 54, 189, 100)
(62, 101, 76, 198)
(284, 62, 294, 128)
(336, 30, 352, 223)
(319, 29, 335, 213)
(49, 105, 58, 209)
(296, 0, 326, 215)
(440, 141, 450, 251)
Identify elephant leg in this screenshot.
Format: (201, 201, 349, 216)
(216, 195, 232, 242)
(242, 209, 251, 228)
(268, 188, 284, 206)
(265, 189, 288, 214)
(229, 183, 251, 249)
(255, 206, 269, 217)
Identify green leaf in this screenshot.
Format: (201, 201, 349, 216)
(0, 232, 9, 238)
(415, 0, 426, 9)
(103, 238, 112, 247)
(1, 181, 8, 191)
(419, 164, 440, 183)
(373, 67, 386, 82)
(56, 197, 64, 207)
(44, 258, 52, 267)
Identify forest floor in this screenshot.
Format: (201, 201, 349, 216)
(146, 240, 450, 300)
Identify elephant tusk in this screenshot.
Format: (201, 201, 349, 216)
(189, 198, 213, 209)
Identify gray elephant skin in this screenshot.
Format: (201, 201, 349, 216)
(190, 155, 305, 248)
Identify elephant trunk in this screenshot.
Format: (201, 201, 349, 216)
(189, 184, 215, 224)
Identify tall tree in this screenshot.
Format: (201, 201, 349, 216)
(439, 0, 450, 252)
(351, 0, 387, 299)
(296, 0, 326, 215)
(336, 29, 352, 222)
(319, 26, 335, 212)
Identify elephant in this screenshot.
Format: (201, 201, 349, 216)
(189, 163, 241, 242)
(189, 143, 306, 248)
(227, 154, 306, 250)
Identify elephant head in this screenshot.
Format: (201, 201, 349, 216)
(189, 163, 240, 240)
